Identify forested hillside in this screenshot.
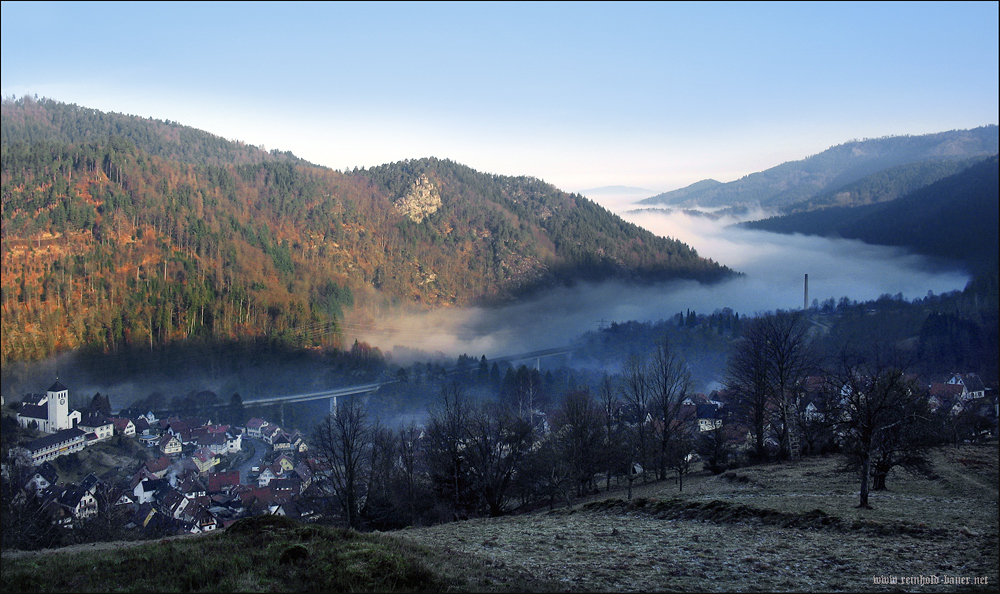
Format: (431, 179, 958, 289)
(0, 97, 733, 365)
(640, 126, 998, 210)
(777, 155, 988, 214)
(741, 155, 1000, 277)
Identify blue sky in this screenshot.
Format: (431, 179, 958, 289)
(2, 1, 997, 196)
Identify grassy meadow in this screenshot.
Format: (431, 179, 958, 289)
(2, 442, 996, 592)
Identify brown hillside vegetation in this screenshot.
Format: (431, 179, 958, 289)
(2, 443, 996, 592)
(1, 97, 734, 366)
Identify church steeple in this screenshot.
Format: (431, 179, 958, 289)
(47, 380, 69, 431)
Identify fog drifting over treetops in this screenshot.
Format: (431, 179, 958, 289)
(345, 205, 970, 362)
(4, 203, 971, 408)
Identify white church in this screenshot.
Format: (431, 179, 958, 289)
(16, 381, 83, 434)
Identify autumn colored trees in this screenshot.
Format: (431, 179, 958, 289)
(2, 97, 734, 366)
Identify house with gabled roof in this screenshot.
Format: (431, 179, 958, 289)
(157, 486, 191, 519)
(54, 484, 98, 522)
(190, 447, 221, 473)
(78, 412, 114, 442)
(929, 382, 965, 415)
(158, 434, 182, 456)
(272, 431, 293, 451)
(134, 477, 170, 505)
(293, 462, 312, 492)
(177, 475, 208, 500)
(38, 490, 74, 528)
(226, 429, 243, 454)
(164, 417, 195, 444)
(131, 416, 153, 436)
(696, 403, 724, 432)
(130, 503, 158, 530)
(130, 467, 157, 491)
(275, 498, 319, 521)
(80, 473, 101, 495)
(21, 392, 48, 406)
(25, 461, 59, 493)
(947, 373, 987, 401)
(304, 457, 331, 479)
(245, 418, 269, 439)
(257, 466, 278, 488)
(270, 478, 299, 502)
(145, 456, 173, 478)
(190, 505, 219, 533)
(238, 485, 278, 510)
(114, 491, 135, 508)
(261, 423, 282, 445)
(274, 453, 295, 473)
(195, 431, 229, 456)
(110, 417, 136, 437)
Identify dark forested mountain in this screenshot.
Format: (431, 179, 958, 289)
(741, 155, 1000, 277)
(1, 96, 312, 167)
(0, 96, 733, 365)
(776, 156, 990, 215)
(640, 126, 999, 211)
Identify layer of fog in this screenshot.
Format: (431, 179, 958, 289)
(347, 206, 970, 364)
(4, 204, 970, 416)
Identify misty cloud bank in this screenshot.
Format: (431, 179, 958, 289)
(348, 206, 969, 362)
(4, 204, 970, 408)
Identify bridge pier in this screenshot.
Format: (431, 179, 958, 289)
(329, 395, 338, 417)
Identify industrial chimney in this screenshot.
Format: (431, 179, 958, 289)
(803, 274, 809, 311)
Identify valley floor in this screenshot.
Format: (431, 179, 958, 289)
(389, 443, 999, 592)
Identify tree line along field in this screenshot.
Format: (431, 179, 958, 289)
(2, 442, 995, 592)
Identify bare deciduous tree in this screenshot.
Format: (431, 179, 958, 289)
(465, 401, 533, 516)
(648, 337, 691, 480)
(833, 344, 928, 508)
(552, 389, 603, 497)
(398, 422, 421, 525)
(425, 381, 472, 517)
(599, 374, 623, 492)
(314, 395, 370, 529)
(725, 317, 772, 459)
(621, 353, 651, 483)
(726, 311, 814, 460)
(762, 311, 814, 459)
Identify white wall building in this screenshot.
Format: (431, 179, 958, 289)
(16, 381, 82, 434)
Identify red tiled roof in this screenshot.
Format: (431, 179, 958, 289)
(207, 471, 241, 493)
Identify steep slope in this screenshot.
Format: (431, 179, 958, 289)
(0, 97, 734, 364)
(742, 155, 999, 276)
(640, 126, 998, 210)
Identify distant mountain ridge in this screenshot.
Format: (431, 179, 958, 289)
(578, 185, 657, 196)
(741, 155, 999, 277)
(640, 126, 999, 211)
(0, 96, 734, 364)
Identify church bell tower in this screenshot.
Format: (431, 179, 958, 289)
(46, 380, 69, 431)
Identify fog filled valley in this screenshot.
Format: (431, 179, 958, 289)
(1, 103, 997, 593)
(0, 203, 980, 421)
